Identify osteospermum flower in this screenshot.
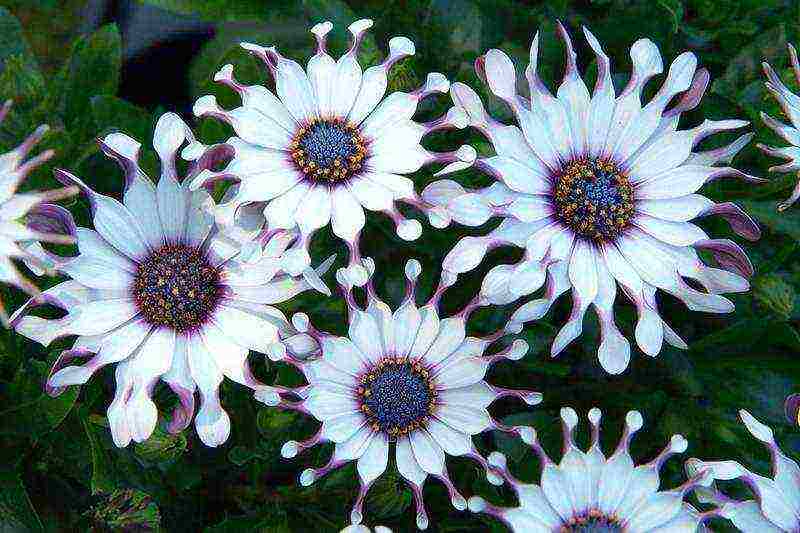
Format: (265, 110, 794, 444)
(259, 259, 541, 530)
(341, 526, 391, 533)
(760, 43, 800, 210)
(687, 410, 800, 532)
(187, 19, 473, 286)
(424, 24, 762, 374)
(0, 100, 77, 322)
(11, 113, 332, 447)
(469, 408, 715, 532)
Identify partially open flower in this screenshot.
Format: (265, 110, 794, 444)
(426, 24, 761, 374)
(0, 100, 76, 323)
(687, 410, 800, 532)
(759, 43, 800, 210)
(259, 259, 540, 530)
(470, 408, 715, 532)
(12, 113, 332, 447)
(188, 19, 472, 286)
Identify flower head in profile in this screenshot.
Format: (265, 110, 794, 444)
(759, 43, 800, 210)
(0, 100, 76, 323)
(687, 410, 800, 532)
(260, 260, 541, 530)
(188, 19, 472, 286)
(425, 24, 762, 374)
(469, 408, 715, 532)
(12, 113, 332, 447)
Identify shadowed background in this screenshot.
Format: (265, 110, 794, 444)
(0, 0, 798, 531)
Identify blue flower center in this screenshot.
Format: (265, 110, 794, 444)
(290, 118, 367, 182)
(553, 159, 634, 241)
(133, 244, 223, 332)
(561, 514, 623, 533)
(358, 358, 436, 438)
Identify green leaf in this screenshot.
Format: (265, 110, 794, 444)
(59, 24, 121, 132)
(0, 472, 43, 533)
(138, 0, 273, 21)
(0, 7, 36, 66)
(0, 386, 79, 440)
(711, 24, 786, 111)
(90, 95, 154, 142)
(753, 273, 796, 319)
(133, 426, 188, 464)
(739, 199, 800, 241)
(657, 0, 684, 33)
(82, 417, 117, 495)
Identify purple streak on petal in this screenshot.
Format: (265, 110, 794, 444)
(694, 239, 754, 278)
(785, 393, 800, 426)
(53, 168, 98, 213)
(26, 203, 77, 238)
(664, 68, 710, 119)
(96, 137, 139, 191)
(186, 143, 236, 181)
(166, 384, 195, 434)
(703, 202, 761, 241)
(474, 55, 487, 84)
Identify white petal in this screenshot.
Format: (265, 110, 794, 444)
(294, 185, 332, 234)
(94, 195, 151, 260)
(357, 432, 389, 485)
(271, 51, 318, 121)
(187, 334, 230, 446)
(427, 418, 472, 456)
(435, 403, 491, 435)
(396, 436, 427, 486)
(123, 172, 164, 249)
(265, 182, 310, 229)
(212, 304, 280, 353)
(409, 429, 445, 475)
(331, 186, 366, 241)
(569, 240, 599, 305)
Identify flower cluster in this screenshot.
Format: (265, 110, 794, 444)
(4, 16, 798, 533)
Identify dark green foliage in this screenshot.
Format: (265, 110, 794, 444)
(0, 0, 798, 531)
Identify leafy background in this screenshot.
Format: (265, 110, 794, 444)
(0, 0, 798, 531)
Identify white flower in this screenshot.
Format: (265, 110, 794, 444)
(469, 408, 714, 533)
(341, 526, 391, 533)
(11, 113, 332, 448)
(759, 43, 800, 210)
(0, 100, 76, 323)
(687, 410, 800, 532)
(425, 24, 762, 374)
(187, 19, 473, 286)
(261, 259, 541, 530)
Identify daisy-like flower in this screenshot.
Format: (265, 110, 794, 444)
(11, 113, 332, 447)
(686, 410, 800, 532)
(259, 259, 541, 530)
(469, 408, 715, 532)
(424, 25, 762, 374)
(187, 19, 474, 286)
(760, 43, 800, 210)
(0, 100, 77, 323)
